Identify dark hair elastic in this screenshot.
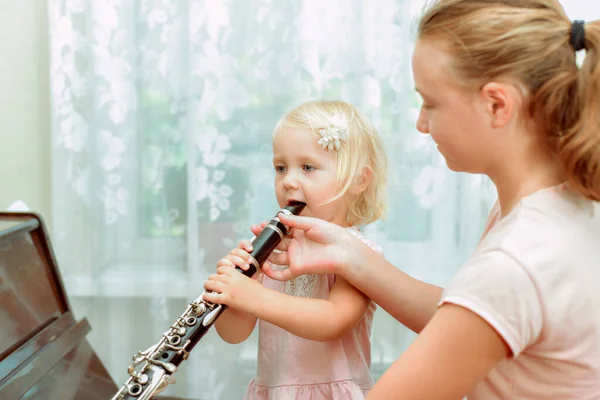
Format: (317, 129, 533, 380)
(570, 20, 586, 52)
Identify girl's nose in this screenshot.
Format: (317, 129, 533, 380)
(282, 173, 300, 190)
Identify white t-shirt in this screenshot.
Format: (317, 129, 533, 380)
(440, 184, 600, 399)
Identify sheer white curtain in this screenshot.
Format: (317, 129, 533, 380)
(47, 0, 509, 398)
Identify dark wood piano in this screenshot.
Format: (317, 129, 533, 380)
(0, 212, 190, 400)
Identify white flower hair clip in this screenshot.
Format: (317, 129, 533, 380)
(316, 115, 351, 152)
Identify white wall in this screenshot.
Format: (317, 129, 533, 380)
(0, 1, 51, 225)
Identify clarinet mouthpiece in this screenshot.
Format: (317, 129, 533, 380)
(282, 201, 306, 216)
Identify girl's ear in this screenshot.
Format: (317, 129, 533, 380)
(351, 165, 372, 195)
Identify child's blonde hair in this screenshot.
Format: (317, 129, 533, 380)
(418, 0, 600, 201)
(274, 100, 388, 226)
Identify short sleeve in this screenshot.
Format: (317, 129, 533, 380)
(439, 250, 543, 357)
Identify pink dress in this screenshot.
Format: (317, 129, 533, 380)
(244, 227, 383, 400)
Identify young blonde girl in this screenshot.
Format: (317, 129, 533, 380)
(202, 100, 388, 399)
(256, 1, 600, 398)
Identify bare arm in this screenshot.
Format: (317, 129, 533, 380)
(344, 240, 442, 333)
(259, 215, 443, 334)
(248, 276, 370, 342)
(214, 308, 256, 344)
(366, 303, 510, 399)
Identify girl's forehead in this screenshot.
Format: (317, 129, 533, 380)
(272, 126, 337, 160)
(274, 124, 314, 137)
(273, 126, 318, 148)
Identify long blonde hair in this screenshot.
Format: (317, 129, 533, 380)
(418, 0, 600, 201)
(274, 100, 388, 226)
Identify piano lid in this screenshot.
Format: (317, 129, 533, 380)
(0, 212, 119, 399)
(0, 212, 71, 362)
(0, 212, 196, 400)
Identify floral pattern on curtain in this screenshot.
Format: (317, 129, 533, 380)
(49, 0, 500, 398)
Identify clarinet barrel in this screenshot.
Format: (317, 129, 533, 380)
(111, 201, 305, 400)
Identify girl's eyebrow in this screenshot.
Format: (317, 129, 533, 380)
(274, 153, 320, 162)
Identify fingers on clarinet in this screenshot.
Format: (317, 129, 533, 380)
(202, 291, 221, 303)
(224, 255, 249, 270)
(230, 248, 251, 259)
(239, 239, 253, 252)
(249, 220, 268, 235)
(217, 258, 234, 268)
(262, 261, 277, 275)
(210, 279, 228, 292)
(250, 224, 263, 236)
(216, 265, 236, 275)
(203, 280, 217, 291)
(279, 213, 312, 230)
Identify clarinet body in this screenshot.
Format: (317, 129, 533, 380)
(111, 202, 306, 400)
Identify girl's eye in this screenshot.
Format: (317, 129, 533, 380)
(303, 164, 316, 172)
(275, 165, 286, 173)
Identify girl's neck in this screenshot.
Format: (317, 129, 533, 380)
(329, 208, 353, 228)
(334, 220, 354, 228)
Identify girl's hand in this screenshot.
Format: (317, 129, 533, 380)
(255, 214, 358, 282)
(217, 240, 260, 279)
(202, 265, 263, 312)
(214, 239, 260, 278)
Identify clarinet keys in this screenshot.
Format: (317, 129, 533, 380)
(195, 301, 207, 315)
(111, 203, 306, 399)
(127, 383, 143, 397)
(202, 304, 222, 326)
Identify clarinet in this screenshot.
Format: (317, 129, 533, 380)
(111, 201, 306, 400)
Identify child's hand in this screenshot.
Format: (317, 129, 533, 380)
(201, 239, 263, 311)
(202, 265, 262, 313)
(215, 239, 260, 278)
